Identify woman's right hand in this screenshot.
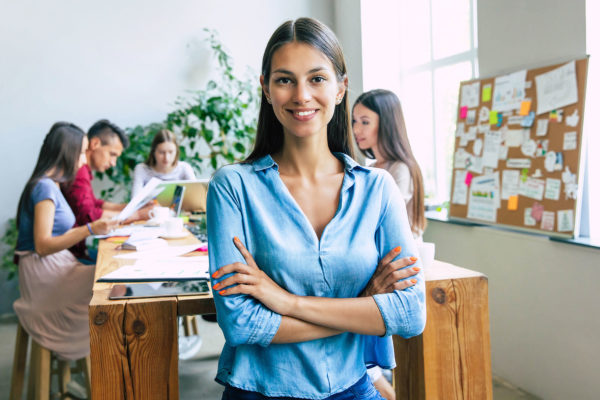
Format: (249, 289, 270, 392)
(360, 247, 420, 297)
(90, 219, 118, 235)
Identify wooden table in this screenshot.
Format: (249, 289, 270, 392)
(89, 238, 491, 399)
(393, 261, 493, 399)
(89, 234, 213, 400)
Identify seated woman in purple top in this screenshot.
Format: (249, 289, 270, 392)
(14, 122, 116, 360)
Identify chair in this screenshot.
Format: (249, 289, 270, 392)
(9, 321, 91, 400)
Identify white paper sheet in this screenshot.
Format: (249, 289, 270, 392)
(545, 178, 561, 200)
(501, 170, 520, 200)
(482, 130, 502, 168)
(493, 70, 527, 112)
(461, 81, 481, 108)
(535, 61, 578, 114)
(563, 131, 577, 150)
(506, 158, 531, 169)
(98, 256, 210, 282)
(505, 129, 525, 147)
(536, 119, 549, 136)
(557, 210, 574, 232)
(114, 244, 204, 260)
(540, 211, 555, 231)
(524, 208, 536, 226)
(519, 178, 545, 201)
(116, 178, 164, 221)
(452, 170, 468, 205)
(467, 174, 499, 222)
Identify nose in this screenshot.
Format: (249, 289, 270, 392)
(292, 81, 311, 104)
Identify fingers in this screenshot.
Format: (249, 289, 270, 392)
(232, 237, 258, 269)
(378, 246, 402, 269)
(381, 256, 418, 278)
(212, 269, 257, 293)
(211, 261, 253, 279)
(388, 277, 418, 293)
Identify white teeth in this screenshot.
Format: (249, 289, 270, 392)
(296, 110, 315, 116)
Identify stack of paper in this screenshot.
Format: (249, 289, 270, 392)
(98, 256, 209, 282)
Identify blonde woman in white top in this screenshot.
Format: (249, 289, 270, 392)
(353, 89, 426, 239)
(131, 129, 196, 197)
(352, 89, 427, 399)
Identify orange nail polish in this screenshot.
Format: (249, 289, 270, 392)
(233, 236, 240, 243)
(394, 246, 402, 252)
(219, 290, 226, 295)
(411, 279, 417, 284)
(410, 257, 417, 262)
(412, 267, 421, 272)
(213, 283, 221, 290)
(211, 272, 218, 278)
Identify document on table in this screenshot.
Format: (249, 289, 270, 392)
(113, 244, 204, 260)
(98, 256, 210, 282)
(115, 177, 164, 221)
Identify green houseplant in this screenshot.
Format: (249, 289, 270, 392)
(97, 28, 259, 200)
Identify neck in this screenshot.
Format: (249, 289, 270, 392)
(273, 131, 341, 178)
(85, 149, 95, 171)
(371, 146, 387, 167)
(154, 163, 175, 174)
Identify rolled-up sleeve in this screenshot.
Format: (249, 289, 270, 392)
(207, 168, 281, 347)
(372, 174, 426, 338)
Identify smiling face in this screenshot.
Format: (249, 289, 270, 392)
(262, 42, 346, 140)
(352, 103, 380, 151)
(154, 141, 177, 169)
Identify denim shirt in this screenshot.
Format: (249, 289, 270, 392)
(207, 153, 426, 399)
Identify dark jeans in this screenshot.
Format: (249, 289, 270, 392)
(221, 374, 384, 400)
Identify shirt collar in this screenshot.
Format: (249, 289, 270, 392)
(252, 152, 367, 173)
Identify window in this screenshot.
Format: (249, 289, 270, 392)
(585, 0, 599, 240)
(361, 0, 478, 205)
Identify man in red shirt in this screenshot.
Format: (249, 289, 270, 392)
(63, 119, 152, 260)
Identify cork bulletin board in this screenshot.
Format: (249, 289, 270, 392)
(449, 58, 588, 238)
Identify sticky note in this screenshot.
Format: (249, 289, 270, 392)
(460, 106, 468, 119)
(465, 172, 473, 186)
(519, 100, 532, 116)
(489, 110, 498, 125)
(508, 195, 519, 210)
(497, 113, 503, 127)
(482, 84, 492, 102)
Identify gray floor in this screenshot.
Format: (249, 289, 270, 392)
(0, 314, 540, 400)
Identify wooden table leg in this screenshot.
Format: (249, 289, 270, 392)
(393, 275, 492, 399)
(89, 292, 179, 399)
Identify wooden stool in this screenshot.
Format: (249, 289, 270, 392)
(9, 321, 91, 400)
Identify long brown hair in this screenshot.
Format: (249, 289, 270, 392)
(146, 129, 180, 167)
(354, 89, 426, 235)
(17, 122, 85, 225)
(245, 18, 353, 161)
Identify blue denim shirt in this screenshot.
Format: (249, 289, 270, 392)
(207, 153, 426, 399)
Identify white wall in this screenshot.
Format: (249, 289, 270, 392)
(0, 0, 335, 313)
(423, 1, 599, 399)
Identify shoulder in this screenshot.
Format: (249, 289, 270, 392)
(211, 162, 254, 187)
(134, 163, 150, 174)
(178, 161, 195, 173)
(386, 161, 410, 178)
(32, 178, 60, 203)
(73, 165, 91, 182)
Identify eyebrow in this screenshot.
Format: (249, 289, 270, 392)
(271, 66, 329, 75)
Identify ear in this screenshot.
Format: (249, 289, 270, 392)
(260, 75, 271, 104)
(336, 75, 349, 104)
(89, 137, 101, 150)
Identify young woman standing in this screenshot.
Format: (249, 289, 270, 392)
(208, 19, 425, 399)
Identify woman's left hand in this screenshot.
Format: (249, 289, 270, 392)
(212, 237, 297, 316)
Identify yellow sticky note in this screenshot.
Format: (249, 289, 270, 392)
(519, 100, 532, 116)
(482, 84, 492, 102)
(508, 195, 519, 210)
(489, 110, 498, 125)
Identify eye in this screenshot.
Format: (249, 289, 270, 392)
(312, 76, 326, 83)
(362, 121, 370, 125)
(275, 77, 292, 85)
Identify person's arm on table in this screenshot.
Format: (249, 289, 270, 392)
(33, 200, 116, 256)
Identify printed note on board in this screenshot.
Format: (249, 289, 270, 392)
(535, 61, 578, 114)
(493, 70, 527, 112)
(557, 210, 574, 232)
(461, 81, 480, 108)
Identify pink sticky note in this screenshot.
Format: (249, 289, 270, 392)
(531, 202, 544, 222)
(460, 106, 468, 119)
(465, 172, 473, 186)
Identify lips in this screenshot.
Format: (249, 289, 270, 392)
(289, 109, 318, 121)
